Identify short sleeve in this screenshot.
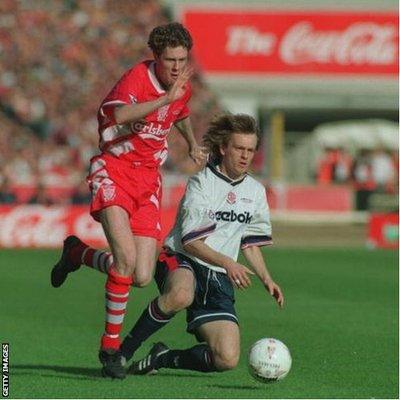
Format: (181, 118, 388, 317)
(241, 188, 273, 249)
(99, 67, 142, 125)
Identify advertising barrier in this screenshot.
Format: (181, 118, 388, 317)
(0, 205, 179, 249)
(0, 183, 355, 248)
(367, 213, 399, 249)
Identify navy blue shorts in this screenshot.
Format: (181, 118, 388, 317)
(154, 248, 238, 339)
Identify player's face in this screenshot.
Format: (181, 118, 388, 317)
(220, 133, 258, 180)
(154, 46, 189, 88)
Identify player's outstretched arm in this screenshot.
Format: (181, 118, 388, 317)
(242, 246, 284, 307)
(114, 96, 169, 125)
(183, 239, 254, 289)
(174, 117, 207, 166)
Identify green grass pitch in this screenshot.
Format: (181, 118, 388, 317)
(1, 247, 398, 398)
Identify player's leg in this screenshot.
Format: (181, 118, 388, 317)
(99, 205, 135, 350)
(51, 156, 120, 287)
(52, 230, 157, 288)
(51, 236, 114, 287)
(150, 321, 239, 373)
(98, 205, 136, 379)
(130, 266, 239, 375)
(97, 208, 161, 378)
(129, 321, 239, 375)
(196, 320, 240, 371)
(121, 261, 195, 363)
(131, 235, 157, 287)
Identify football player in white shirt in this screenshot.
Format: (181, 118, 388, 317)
(119, 113, 284, 375)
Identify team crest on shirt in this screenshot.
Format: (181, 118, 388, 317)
(129, 94, 137, 104)
(102, 185, 116, 202)
(227, 191, 236, 204)
(157, 105, 170, 122)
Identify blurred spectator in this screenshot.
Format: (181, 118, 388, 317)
(333, 147, 352, 184)
(352, 149, 375, 211)
(370, 148, 396, 193)
(317, 147, 353, 185)
(391, 150, 399, 193)
(71, 178, 91, 204)
(0, 176, 17, 204)
(27, 181, 55, 206)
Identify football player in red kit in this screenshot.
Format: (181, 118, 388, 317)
(51, 22, 206, 379)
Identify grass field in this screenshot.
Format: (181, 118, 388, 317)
(1, 247, 398, 399)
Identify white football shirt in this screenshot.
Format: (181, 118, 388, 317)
(164, 163, 273, 273)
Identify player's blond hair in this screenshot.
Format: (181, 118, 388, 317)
(203, 113, 260, 164)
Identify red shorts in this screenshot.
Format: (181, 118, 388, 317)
(87, 154, 162, 240)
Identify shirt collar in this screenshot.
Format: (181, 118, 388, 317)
(148, 61, 166, 94)
(207, 162, 247, 186)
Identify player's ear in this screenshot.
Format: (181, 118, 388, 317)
(219, 144, 226, 157)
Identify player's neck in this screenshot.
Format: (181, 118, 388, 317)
(154, 63, 171, 90)
(217, 164, 245, 181)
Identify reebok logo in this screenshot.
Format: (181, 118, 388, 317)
(215, 210, 252, 224)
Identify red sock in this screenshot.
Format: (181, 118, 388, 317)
(82, 248, 113, 274)
(101, 268, 133, 350)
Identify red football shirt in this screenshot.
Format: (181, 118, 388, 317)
(97, 60, 191, 167)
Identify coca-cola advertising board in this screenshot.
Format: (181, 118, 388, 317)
(0, 205, 179, 248)
(0, 205, 107, 248)
(182, 9, 398, 75)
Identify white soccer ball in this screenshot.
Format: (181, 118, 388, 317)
(248, 338, 292, 383)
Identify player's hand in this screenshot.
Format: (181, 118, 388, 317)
(264, 279, 284, 308)
(223, 260, 255, 289)
(189, 144, 208, 166)
(166, 66, 193, 103)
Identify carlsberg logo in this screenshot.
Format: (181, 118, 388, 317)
(215, 210, 252, 224)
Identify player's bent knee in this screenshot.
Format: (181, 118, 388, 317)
(214, 356, 239, 371)
(213, 348, 239, 371)
(113, 252, 136, 276)
(134, 272, 153, 288)
(133, 261, 155, 287)
(134, 278, 152, 288)
(166, 289, 193, 312)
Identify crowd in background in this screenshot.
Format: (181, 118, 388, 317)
(316, 147, 398, 210)
(0, 0, 222, 205)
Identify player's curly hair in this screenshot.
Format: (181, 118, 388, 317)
(203, 113, 261, 164)
(148, 22, 193, 55)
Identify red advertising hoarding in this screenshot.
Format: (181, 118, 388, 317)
(368, 213, 399, 249)
(0, 205, 179, 249)
(0, 184, 354, 248)
(183, 9, 398, 75)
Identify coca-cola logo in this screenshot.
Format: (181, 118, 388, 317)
(226, 26, 276, 55)
(225, 21, 397, 66)
(0, 206, 107, 248)
(280, 22, 397, 65)
(0, 206, 67, 247)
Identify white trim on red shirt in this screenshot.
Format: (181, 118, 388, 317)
(148, 62, 166, 94)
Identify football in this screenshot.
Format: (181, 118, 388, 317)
(248, 338, 292, 383)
